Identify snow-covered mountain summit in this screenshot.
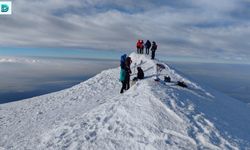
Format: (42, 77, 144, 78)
(1, 53, 250, 150)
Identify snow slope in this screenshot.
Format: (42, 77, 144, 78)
(1, 53, 250, 150)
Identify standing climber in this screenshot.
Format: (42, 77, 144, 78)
(136, 40, 141, 54)
(120, 54, 127, 93)
(151, 41, 158, 59)
(145, 40, 151, 55)
(124, 57, 132, 90)
(140, 40, 144, 54)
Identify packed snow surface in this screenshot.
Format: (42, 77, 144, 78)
(1, 53, 250, 150)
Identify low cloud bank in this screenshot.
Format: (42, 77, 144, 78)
(0, 56, 118, 93)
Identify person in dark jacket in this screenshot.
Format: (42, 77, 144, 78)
(151, 41, 158, 59)
(137, 67, 144, 79)
(133, 67, 144, 81)
(145, 40, 151, 55)
(124, 57, 132, 90)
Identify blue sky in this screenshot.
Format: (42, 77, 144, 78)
(0, 0, 250, 63)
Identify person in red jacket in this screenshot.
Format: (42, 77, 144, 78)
(136, 40, 141, 54)
(140, 40, 144, 54)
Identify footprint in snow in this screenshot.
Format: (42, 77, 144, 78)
(85, 131, 97, 142)
(108, 125, 113, 131)
(96, 117, 101, 122)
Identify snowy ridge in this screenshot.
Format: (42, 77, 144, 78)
(1, 53, 250, 150)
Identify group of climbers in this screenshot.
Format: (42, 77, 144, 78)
(119, 40, 159, 94)
(119, 54, 145, 94)
(136, 40, 158, 60)
(119, 41, 189, 93)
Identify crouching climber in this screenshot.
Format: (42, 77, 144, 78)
(137, 67, 144, 80)
(133, 67, 144, 81)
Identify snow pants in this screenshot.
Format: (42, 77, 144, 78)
(125, 76, 130, 90)
(151, 50, 156, 59)
(120, 81, 126, 93)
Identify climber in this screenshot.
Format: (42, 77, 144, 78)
(140, 40, 144, 54)
(136, 40, 141, 54)
(133, 67, 144, 81)
(124, 57, 132, 90)
(145, 40, 151, 55)
(151, 41, 158, 59)
(120, 54, 127, 93)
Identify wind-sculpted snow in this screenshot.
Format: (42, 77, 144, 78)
(0, 53, 250, 150)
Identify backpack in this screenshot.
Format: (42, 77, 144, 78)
(152, 44, 157, 51)
(164, 76, 171, 82)
(120, 54, 127, 69)
(177, 81, 188, 88)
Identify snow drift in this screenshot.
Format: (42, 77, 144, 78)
(1, 53, 250, 150)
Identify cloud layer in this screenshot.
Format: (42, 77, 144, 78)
(0, 0, 250, 62)
(0, 56, 118, 92)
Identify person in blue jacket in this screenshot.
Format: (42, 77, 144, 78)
(120, 54, 127, 93)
